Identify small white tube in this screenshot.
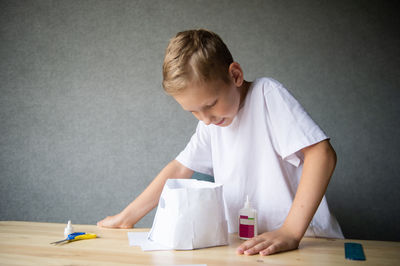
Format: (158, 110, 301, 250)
(64, 220, 74, 238)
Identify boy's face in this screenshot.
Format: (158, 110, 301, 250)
(173, 79, 243, 127)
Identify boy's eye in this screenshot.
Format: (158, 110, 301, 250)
(187, 100, 217, 113)
(205, 100, 218, 109)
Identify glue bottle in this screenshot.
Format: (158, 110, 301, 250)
(238, 195, 257, 240)
(64, 220, 74, 238)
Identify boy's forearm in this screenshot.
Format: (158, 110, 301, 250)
(121, 160, 193, 225)
(282, 140, 337, 241)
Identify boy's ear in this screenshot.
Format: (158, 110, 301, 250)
(228, 62, 244, 87)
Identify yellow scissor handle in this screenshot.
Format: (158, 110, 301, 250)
(72, 233, 97, 241)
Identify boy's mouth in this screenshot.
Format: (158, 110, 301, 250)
(215, 118, 225, 126)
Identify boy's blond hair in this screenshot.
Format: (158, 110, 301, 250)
(162, 29, 234, 95)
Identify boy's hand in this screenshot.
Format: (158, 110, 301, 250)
(97, 212, 134, 229)
(236, 227, 300, 256)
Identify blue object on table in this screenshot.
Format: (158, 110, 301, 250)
(50, 232, 86, 244)
(345, 242, 366, 261)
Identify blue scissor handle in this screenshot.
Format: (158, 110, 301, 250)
(67, 232, 85, 240)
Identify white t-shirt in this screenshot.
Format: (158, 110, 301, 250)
(176, 78, 343, 238)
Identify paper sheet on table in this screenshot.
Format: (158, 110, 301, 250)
(128, 232, 170, 251)
(128, 232, 208, 266)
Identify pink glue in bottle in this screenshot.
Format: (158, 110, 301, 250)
(238, 195, 257, 240)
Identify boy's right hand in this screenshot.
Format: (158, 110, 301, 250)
(97, 213, 134, 229)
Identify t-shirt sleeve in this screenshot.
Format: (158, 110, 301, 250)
(264, 80, 328, 167)
(175, 121, 214, 176)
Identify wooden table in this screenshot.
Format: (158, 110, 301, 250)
(0, 221, 399, 265)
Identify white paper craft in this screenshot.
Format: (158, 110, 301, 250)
(147, 179, 228, 250)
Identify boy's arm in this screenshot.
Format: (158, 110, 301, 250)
(237, 139, 337, 255)
(97, 160, 194, 228)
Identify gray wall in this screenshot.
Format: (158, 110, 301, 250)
(1, 1, 399, 241)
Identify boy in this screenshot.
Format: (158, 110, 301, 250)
(98, 29, 343, 256)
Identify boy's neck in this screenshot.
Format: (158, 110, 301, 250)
(238, 80, 252, 110)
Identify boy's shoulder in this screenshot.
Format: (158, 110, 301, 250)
(252, 77, 285, 97)
(254, 77, 283, 90)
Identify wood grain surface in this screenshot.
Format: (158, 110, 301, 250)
(0, 221, 399, 265)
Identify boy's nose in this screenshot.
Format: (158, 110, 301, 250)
(203, 117, 212, 125)
(199, 111, 213, 125)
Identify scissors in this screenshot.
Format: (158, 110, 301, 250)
(50, 232, 97, 245)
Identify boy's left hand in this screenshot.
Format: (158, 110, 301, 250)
(236, 227, 300, 256)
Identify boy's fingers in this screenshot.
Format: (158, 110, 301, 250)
(260, 243, 281, 256)
(260, 240, 298, 256)
(237, 238, 259, 251)
(97, 217, 113, 228)
(236, 236, 265, 254)
(244, 240, 273, 255)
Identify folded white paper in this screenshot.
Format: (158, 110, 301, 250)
(147, 179, 228, 250)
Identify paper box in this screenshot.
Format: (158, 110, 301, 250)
(148, 179, 228, 250)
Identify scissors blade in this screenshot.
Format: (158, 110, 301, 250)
(50, 238, 68, 245)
